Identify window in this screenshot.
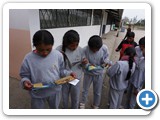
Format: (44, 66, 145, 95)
(93, 9, 102, 25)
(39, 9, 92, 29)
(39, 9, 54, 29)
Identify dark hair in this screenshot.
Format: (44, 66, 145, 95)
(33, 30, 54, 47)
(127, 28, 131, 32)
(62, 30, 80, 52)
(88, 35, 103, 49)
(128, 32, 135, 38)
(139, 36, 145, 46)
(124, 47, 136, 80)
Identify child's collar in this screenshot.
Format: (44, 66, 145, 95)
(33, 49, 37, 54)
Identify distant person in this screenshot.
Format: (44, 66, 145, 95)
(56, 30, 84, 109)
(19, 30, 76, 109)
(123, 25, 131, 40)
(123, 27, 131, 40)
(115, 32, 138, 60)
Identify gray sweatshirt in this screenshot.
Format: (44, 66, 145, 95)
(107, 61, 136, 91)
(135, 46, 143, 58)
(130, 57, 145, 90)
(83, 44, 110, 75)
(19, 49, 72, 98)
(56, 45, 84, 80)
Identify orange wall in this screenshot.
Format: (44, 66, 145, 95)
(9, 29, 31, 80)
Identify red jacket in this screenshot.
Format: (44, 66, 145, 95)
(116, 40, 137, 59)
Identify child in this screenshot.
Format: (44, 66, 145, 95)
(135, 36, 145, 59)
(80, 35, 110, 109)
(126, 37, 145, 109)
(56, 30, 84, 109)
(115, 32, 138, 60)
(19, 30, 75, 109)
(107, 47, 136, 109)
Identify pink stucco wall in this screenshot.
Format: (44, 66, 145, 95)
(9, 29, 31, 80)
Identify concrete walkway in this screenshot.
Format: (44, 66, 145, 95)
(9, 29, 145, 109)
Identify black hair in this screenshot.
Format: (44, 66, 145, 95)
(61, 30, 79, 68)
(33, 30, 54, 47)
(124, 47, 136, 80)
(139, 36, 145, 47)
(62, 30, 80, 52)
(88, 35, 103, 49)
(127, 28, 131, 32)
(128, 32, 135, 38)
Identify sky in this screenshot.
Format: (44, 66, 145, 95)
(122, 9, 145, 21)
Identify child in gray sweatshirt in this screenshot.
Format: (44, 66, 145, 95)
(126, 37, 145, 109)
(107, 47, 136, 109)
(19, 30, 75, 109)
(80, 35, 110, 109)
(56, 30, 84, 109)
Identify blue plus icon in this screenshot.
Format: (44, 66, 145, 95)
(137, 89, 158, 110)
(139, 91, 155, 107)
(142, 93, 153, 105)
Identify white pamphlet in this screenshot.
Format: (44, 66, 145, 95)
(69, 79, 80, 86)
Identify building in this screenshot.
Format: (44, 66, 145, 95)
(9, 9, 123, 79)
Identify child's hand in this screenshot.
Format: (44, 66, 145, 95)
(102, 61, 112, 68)
(82, 58, 89, 64)
(23, 81, 33, 90)
(70, 72, 76, 78)
(105, 63, 112, 68)
(107, 61, 113, 67)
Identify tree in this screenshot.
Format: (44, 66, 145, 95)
(133, 16, 137, 24)
(122, 16, 130, 25)
(135, 19, 145, 26)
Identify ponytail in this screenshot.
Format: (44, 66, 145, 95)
(60, 33, 67, 68)
(124, 47, 136, 81)
(125, 56, 134, 80)
(61, 30, 79, 68)
(62, 40, 66, 62)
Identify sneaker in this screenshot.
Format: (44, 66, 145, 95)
(91, 105, 99, 109)
(79, 103, 85, 109)
(119, 105, 124, 109)
(107, 103, 110, 108)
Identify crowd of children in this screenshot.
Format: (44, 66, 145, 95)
(20, 29, 145, 109)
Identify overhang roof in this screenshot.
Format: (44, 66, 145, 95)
(105, 9, 123, 22)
